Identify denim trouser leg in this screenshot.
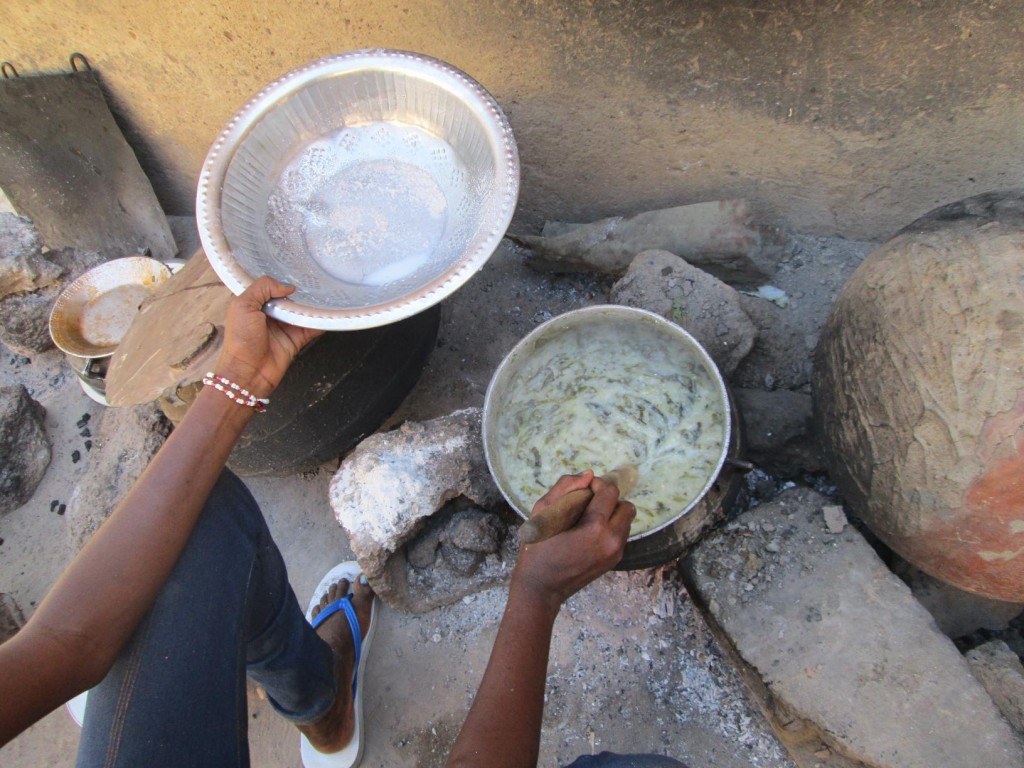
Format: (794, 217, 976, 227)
(76, 470, 337, 768)
(563, 752, 689, 767)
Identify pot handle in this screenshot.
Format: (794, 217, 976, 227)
(83, 358, 104, 380)
(725, 457, 755, 471)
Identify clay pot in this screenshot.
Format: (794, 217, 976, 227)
(814, 191, 1024, 601)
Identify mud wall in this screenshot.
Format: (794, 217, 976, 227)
(3, 0, 1023, 239)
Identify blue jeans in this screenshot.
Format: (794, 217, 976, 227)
(74, 471, 686, 767)
(76, 470, 336, 767)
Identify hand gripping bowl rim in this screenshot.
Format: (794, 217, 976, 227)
(196, 48, 520, 330)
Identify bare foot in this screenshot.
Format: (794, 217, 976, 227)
(298, 576, 375, 754)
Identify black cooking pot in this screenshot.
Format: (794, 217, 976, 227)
(163, 305, 440, 477)
(231, 305, 440, 476)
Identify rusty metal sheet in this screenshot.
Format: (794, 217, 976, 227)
(0, 59, 176, 259)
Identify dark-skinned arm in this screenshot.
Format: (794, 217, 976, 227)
(0, 276, 321, 747)
(446, 471, 636, 768)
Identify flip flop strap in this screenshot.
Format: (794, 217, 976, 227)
(311, 594, 363, 694)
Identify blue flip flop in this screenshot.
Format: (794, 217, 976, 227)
(301, 561, 378, 768)
(312, 593, 365, 695)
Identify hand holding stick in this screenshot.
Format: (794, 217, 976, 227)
(518, 464, 638, 545)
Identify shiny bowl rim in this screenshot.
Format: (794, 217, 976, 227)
(482, 305, 732, 542)
(48, 256, 173, 358)
(196, 48, 520, 331)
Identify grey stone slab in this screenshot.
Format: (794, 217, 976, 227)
(682, 487, 1024, 768)
(967, 640, 1024, 737)
(0, 70, 176, 260)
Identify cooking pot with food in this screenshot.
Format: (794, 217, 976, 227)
(483, 306, 743, 570)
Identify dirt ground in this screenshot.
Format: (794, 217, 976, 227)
(0, 230, 871, 767)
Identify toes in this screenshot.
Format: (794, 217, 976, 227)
(312, 578, 357, 619)
(353, 574, 375, 599)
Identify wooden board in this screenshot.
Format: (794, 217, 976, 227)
(106, 249, 234, 407)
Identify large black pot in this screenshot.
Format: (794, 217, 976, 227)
(231, 305, 440, 476)
(166, 306, 440, 477)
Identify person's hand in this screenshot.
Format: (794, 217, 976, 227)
(511, 470, 636, 612)
(214, 276, 323, 398)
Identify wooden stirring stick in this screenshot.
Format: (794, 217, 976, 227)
(518, 464, 639, 545)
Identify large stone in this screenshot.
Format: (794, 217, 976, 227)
(733, 388, 823, 477)
(891, 559, 1024, 639)
(681, 487, 1024, 768)
(0, 289, 58, 355)
(0, 385, 51, 514)
(732, 294, 816, 391)
(0, 214, 62, 299)
(329, 408, 514, 613)
(966, 640, 1024, 736)
(513, 200, 780, 285)
(0, 593, 25, 642)
(610, 250, 757, 377)
(65, 403, 172, 552)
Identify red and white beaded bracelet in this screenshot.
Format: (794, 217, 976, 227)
(202, 372, 270, 413)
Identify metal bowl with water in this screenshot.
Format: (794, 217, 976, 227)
(197, 50, 520, 330)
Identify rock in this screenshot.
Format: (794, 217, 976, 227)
(814, 192, 1024, 601)
(892, 559, 1024, 639)
(445, 506, 502, 553)
(0, 248, 105, 356)
(732, 294, 815, 391)
(406, 525, 442, 570)
(0, 213, 61, 299)
(513, 200, 780, 285)
(681, 487, 1024, 768)
(821, 505, 846, 534)
(966, 640, 1024, 736)
(65, 403, 172, 552)
(733, 388, 823, 476)
(330, 408, 514, 613)
(0, 385, 51, 514)
(0, 290, 58, 355)
(44, 246, 106, 281)
(438, 536, 485, 576)
(0, 592, 25, 642)
(435, 501, 506, 576)
(610, 250, 757, 376)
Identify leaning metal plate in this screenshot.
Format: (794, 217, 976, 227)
(197, 50, 520, 330)
(0, 69, 176, 260)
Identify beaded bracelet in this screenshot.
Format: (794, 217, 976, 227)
(202, 372, 269, 413)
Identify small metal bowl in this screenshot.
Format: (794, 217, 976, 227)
(49, 256, 172, 358)
(197, 50, 520, 330)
